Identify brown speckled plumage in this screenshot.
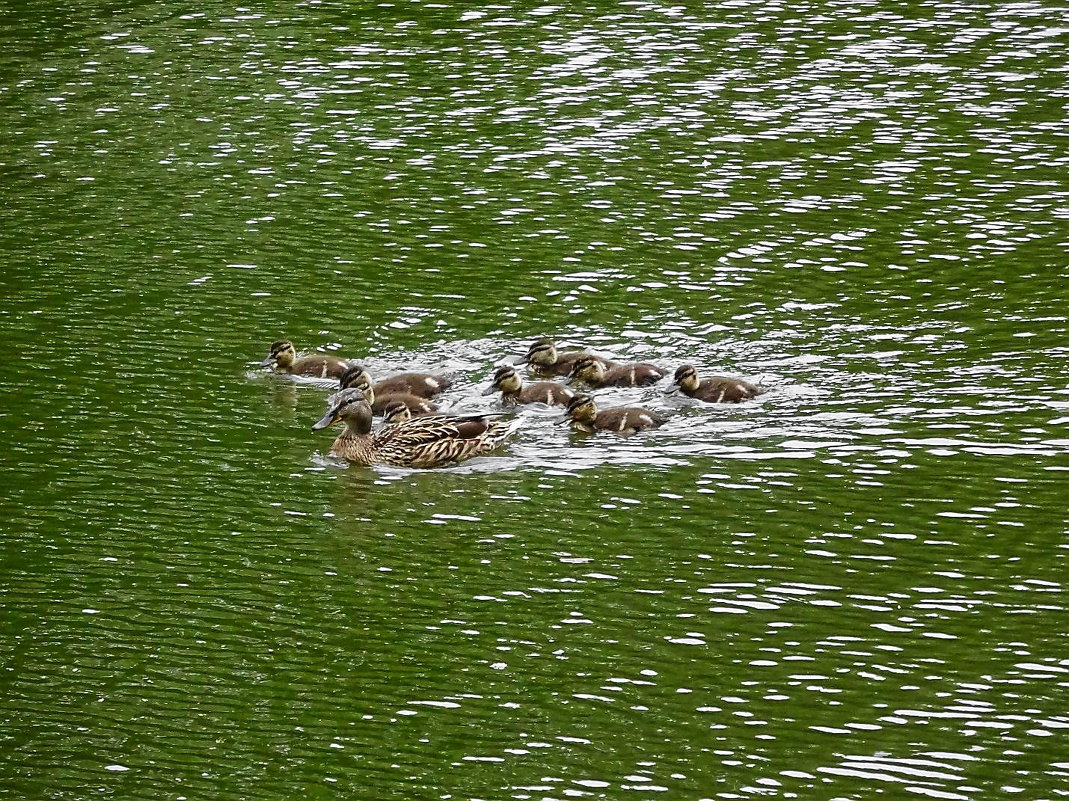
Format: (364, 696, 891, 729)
(313, 389, 513, 468)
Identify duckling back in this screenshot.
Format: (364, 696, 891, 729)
(374, 372, 452, 399)
(592, 407, 667, 434)
(372, 393, 437, 416)
(518, 382, 575, 406)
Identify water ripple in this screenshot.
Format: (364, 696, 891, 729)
(3, 1, 1067, 798)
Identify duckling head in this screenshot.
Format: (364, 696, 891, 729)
(483, 365, 522, 395)
(338, 365, 376, 404)
(566, 356, 605, 384)
(520, 338, 557, 366)
(261, 340, 296, 369)
(381, 400, 413, 425)
(564, 393, 598, 423)
(312, 388, 373, 433)
(338, 364, 372, 389)
(673, 364, 700, 392)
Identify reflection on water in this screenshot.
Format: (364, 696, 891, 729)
(2, 0, 1067, 799)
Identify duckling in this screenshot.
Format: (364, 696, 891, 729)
(564, 394, 666, 435)
(673, 364, 763, 403)
(482, 365, 575, 407)
(380, 399, 486, 426)
(260, 340, 351, 379)
(313, 389, 514, 468)
(338, 364, 449, 400)
(518, 338, 615, 378)
(380, 399, 417, 425)
(337, 368, 438, 416)
(566, 355, 667, 388)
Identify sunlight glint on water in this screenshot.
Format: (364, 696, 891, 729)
(0, 0, 1066, 798)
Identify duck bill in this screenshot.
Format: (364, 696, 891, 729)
(312, 409, 340, 430)
(260, 355, 277, 367)
(481, 385, 497, 396)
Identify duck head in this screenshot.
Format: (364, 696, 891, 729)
(483, 365, 523, 395)
(312, 388, 373, 433)
(673, 364, 700, 393)
(381, 400, 413, 425)
(261, 340, 296, 369)
(519, 338, 557, 367)
(564, 393, 598, 424)
(566, 356, 605, 385)
(337, 365, 376, 404)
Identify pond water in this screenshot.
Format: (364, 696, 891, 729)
(2, 1, 1067, 799)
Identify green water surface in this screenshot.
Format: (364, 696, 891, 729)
(2, 1, 1067, 799)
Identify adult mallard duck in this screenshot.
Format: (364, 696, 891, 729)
(517, 338, 615, 378)
(260, 340, 351, 379)
(337, 364, 450, 400)
(337, 366, 438, 415)
(313, 389, 514, 468)
(566, 355, 667, 388)
(482, 365, 574, 406)
(564, 394, 666, 435)
(672, 364, 764, 403)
